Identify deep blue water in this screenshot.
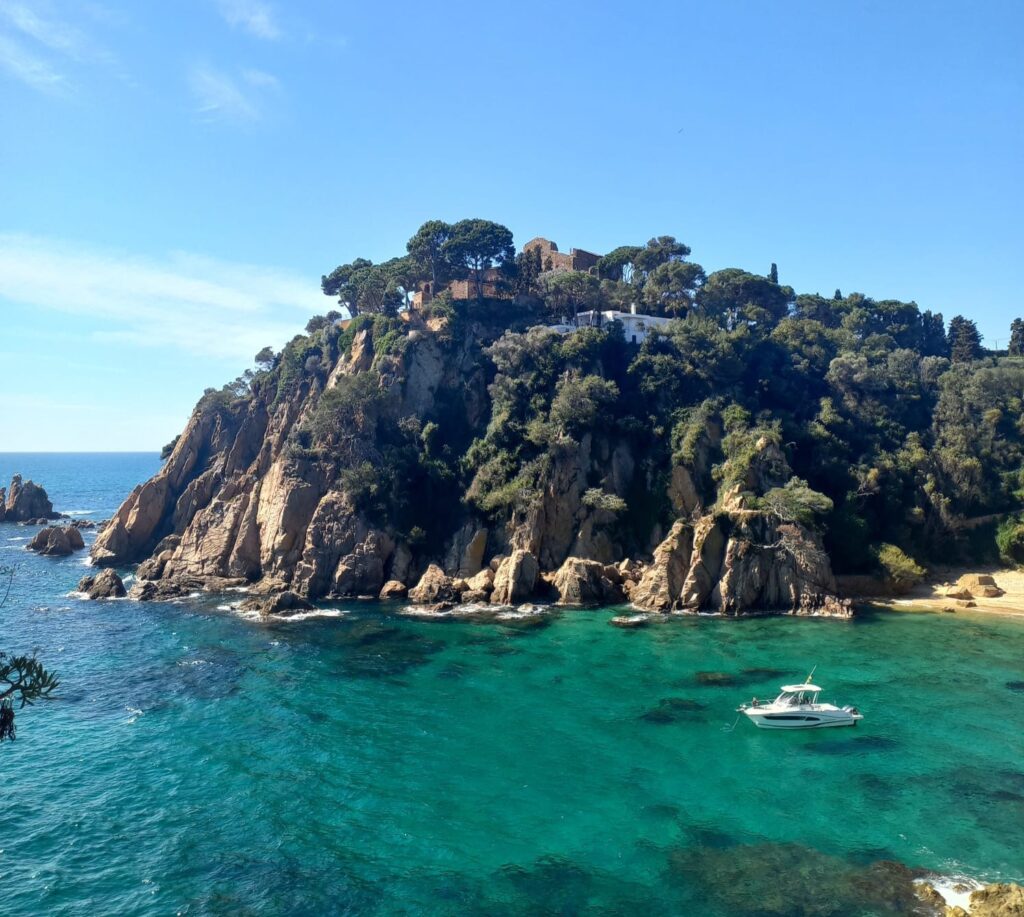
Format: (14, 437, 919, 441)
(1, 454, 1023, 916)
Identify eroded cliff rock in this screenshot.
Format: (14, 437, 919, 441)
(4, 475, 57, 522)
(91, 313, 848, 618)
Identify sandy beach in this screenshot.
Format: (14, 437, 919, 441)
(878, 567, 1024, 619)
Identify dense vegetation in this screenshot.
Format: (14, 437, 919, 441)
(205, 220, 1022, 577)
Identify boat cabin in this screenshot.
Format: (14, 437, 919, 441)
(775, 684, 822, 706)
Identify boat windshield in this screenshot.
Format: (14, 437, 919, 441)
(776, 690, 819, 706)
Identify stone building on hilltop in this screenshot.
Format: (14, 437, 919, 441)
(522, 237, 601, 275)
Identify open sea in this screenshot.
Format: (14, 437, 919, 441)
(1, 453, 1022, 916)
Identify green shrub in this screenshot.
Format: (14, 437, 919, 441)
(582, 488, 627, 515)
(875, 543, 926, 594)
(761, 478, 833, 527)
(996, 515, 1024, 567)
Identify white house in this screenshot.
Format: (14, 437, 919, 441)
(549, 304, 672, 345)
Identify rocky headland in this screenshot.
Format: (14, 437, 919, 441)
(90, 307, 851, 618)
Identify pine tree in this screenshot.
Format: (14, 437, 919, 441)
(833, 288, 843, 301)
(768, 263, 778, 284)
(947, 315, 982, 363)
(1009, 318, 1024, 357)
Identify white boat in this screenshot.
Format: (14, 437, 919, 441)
(738, 681, 863, 729)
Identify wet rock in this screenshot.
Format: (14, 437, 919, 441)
(970, 882, 1024, 916)
(239, 591, 314, 616)
(550, 556, 624, 606)
(27, 525, 85, 556)
(490, 550, 539, 605)
(610, 614, 650, 628)
(77, 569, 127, 599)
(408, 564, 459, 605)
(378, 579, 408, 599)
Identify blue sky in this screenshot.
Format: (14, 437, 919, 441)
(1, 0, 1021, 450)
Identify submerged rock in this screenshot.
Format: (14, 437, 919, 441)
(27, 525, 85, 556)
(77, 569, 127, 599)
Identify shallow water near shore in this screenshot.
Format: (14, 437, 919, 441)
(2, 454, 1023, 915)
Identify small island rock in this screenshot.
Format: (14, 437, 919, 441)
(78, 569, 127, 599)
(4, 475, 58, 522)
(27, 525, 85, 556)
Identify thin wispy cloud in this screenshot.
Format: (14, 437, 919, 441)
(0, 234, 323, 362)
(189, 63, 260, 121)
(0, 30, 65, 91)
(188, 64, 281, 122)
(216, 0, 281, 40)
(0, 0, 120, 91)
(0, 0, 88, 56)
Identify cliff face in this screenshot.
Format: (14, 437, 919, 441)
(92, 312, 849, 617)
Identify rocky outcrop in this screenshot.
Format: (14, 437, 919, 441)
(550, 556, 624, 606)
(460, 567, 494, 603)
(631, 521, 694, 611)
(239, 591, 313, 616)
(631, 512, 849, 617)
(378, 579, 408, 599)
(408, 564, 459, 605)
(968, 882, 1024, 916)
(90, 314, 852, 620)
(4, 475, 57, 522)
(490, 549, 538, 605)
(78, 569, 126, 599)
(27, 525, 85, 556)
(945, 574, 1005, 600)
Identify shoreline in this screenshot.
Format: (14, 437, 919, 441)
(847, 566, 1024, 621)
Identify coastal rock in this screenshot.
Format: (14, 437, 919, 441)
(77, 569, 127, 599)
(379, 579, 408, 599)
(631, 521, 693, 611)
(239, 591, 314, 616)
(946, 574, 1005, 600)
(969, 883, 1024, 916)
(550, 556, 624, 606)
(445, 524, 488, 577)
(4, 475, 57, 522)
(490, 549, 539, 605)
(408, 564, 458, 605)
(610, 614, 650, 628)
(27, 525, 85, 556)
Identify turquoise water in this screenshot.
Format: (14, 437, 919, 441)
(1, 454, 1023, 915)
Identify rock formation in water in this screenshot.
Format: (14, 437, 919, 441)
(91, 309, 850, 617)
(78, 569, 127, 599)
(1, 475, 58, 523)
(27, 525, 85, 556)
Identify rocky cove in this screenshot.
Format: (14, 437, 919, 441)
(88, 310, 852, 619)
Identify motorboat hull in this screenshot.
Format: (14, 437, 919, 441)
(742, 706, 861, 729)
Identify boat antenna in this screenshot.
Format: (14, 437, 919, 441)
(805, 664, 817, 685)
